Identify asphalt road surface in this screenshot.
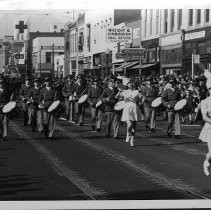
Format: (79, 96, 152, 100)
(0, 112, 210, 201)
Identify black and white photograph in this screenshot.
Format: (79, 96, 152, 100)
(1, 0, 211, 209)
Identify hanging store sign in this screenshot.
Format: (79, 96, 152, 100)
(185, 30, 205, 41)
(107, 27, 132, 43)
(41, 46, 64, 50)
(116, 48, 146, 60)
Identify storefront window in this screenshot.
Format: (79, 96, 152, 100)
(197, 42, 206, 54)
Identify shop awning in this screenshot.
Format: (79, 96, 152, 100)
(114, 61, 139, 72)
(130, 63, 157, 69)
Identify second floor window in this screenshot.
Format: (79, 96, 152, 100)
(170, 9, 174, 32)
(189, 9, 193, 26)
(164, 9, 168, 33)
(46, 52, 51, 63)
(178, 9, 182, 30)
(196, 9, 201, 24)
(205, 9, 210, 22)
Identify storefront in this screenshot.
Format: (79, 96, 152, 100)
(93, 52, 112, 78)
(183, 26, 211, 75)
(160, 33, 182, 75)
(83, 56, 92, 76)
(140, 38, 160, 76)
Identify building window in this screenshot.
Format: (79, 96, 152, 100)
(189, 9, 193, 26)
(75, 33, 77, 52)
(78, 31, 84, 52)
(54, 25, 57, 29)
(164, 9, 168, 33)
(170, 9, 174, 32)
(205, 9, 210, 22)
(46, 52, 51, 63)
(144, 10, 147, 37)
(70, 34, 74, 53)
(178, 9, 182, 30)
(150, 9, 153, 35)
(155, 9, 159, 35)
(71, 60, 76, 70)
(196, 9, 201, 24)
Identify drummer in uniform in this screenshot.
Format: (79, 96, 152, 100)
(141, 78, 159, 132)
(87, 78, 104, 131)
(28, 78, 42, 132)
(39, 77, 57, 139)
(19, 76, 32, 126)
(73, 74, 87, 126)
(62, 75, 75, 123)
(101, 77, 120, 139)
(0, 77, 11, 140)
(161, 78, 182, 139)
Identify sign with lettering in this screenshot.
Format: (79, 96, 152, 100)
(107, 27, 132, 43)
(41, 46, 64, 50)
(185, 31, 205, 41)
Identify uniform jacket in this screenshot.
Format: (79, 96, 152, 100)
(39, 87, 57, 108)
(62, 82, 75, 98)
(161, 87, 181, 111)
(141, 85, 159, 108)
(101, 87, 118, 112)
(73, 82, 86, 99)
(28, 87, 41, 108)
(0, 88, 10, 106)
(87, 85, 103, 105)
(19, 84, 31, 101)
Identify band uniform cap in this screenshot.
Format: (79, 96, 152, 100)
(34, 78, 39, 83)
(44, 77, 51, 82)
(25, 76, 30, 81)
(122, 77, 131, 86)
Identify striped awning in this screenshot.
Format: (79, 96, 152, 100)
(114, 61, 139, 72)
(130, 63, 157, 69)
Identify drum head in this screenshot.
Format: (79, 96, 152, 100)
(69, 96, 73, 101)
(96, 100, 102, 108)
(174, 99, 187, 111)
(114, 101, 125, 111)
(151, 97, 162, 108)
(3, 101, 16, 113)
(48, 100, 60, 113)
(78, 94, 88, 104)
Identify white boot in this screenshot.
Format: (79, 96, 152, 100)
(130, 136, 134, 147)
(126, 132, 130, 142)
(203, 160, 210, 176)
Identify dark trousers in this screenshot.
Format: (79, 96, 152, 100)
(22, 102, 29, 125)
(0, 113, 8, 138)
(105, 111, 121, 137)
(75, 102, 85, 124)
(65, 99, 75, 122)
(91, 106, 103, 129)
(167, 111, 180, 135)
(42, 110, 56, 138)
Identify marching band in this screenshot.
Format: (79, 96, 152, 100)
(0, 70, 211, 174)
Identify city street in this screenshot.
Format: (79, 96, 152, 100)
(0, 114, 210, 200)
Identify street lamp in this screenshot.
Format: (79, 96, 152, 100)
(105, 48, 111, 77)
(56, 59, 59, 78)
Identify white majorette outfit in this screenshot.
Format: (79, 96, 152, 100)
(200, 70, 211, 176)
(121, 89, 144, 122)
(198, 96, 211, 143)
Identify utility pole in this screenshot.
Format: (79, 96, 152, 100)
(39, 48, 41, 76)
(52, 44, 55, 77)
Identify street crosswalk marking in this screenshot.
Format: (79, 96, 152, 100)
(10, 122, 110, 200)
(56, 125, 209, 199)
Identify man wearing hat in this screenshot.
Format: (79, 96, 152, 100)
(62, 75, 75, 123)
(0, 78, 11, 140)
(39, 76, 57, 138)
(27, 78, 42, 132)
(101, 77, 120, 139)
(161, 78, 182, 138)
(87, 78, 104, 131)
(19, 76, 32, 126)
(141, 77, 159, 132)
(73, 74, 87, 125)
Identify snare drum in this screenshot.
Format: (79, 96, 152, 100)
(114, 101, 125, 111)
(48, 100, 65, 118)
(48, 100, 60, 113)
(96, 99, 103, 108)
(3, 101, 16, 114)
(151, 97, 162, 108)
(69, 95, 73, 101)
(174, 99, 188, 111)
(78, 94, 88, 104)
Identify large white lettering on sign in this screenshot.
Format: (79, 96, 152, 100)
(107, 27, 132, 43)
(185, 31, 205, 41)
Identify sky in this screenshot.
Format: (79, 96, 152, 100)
(1, 0, 211, 38)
